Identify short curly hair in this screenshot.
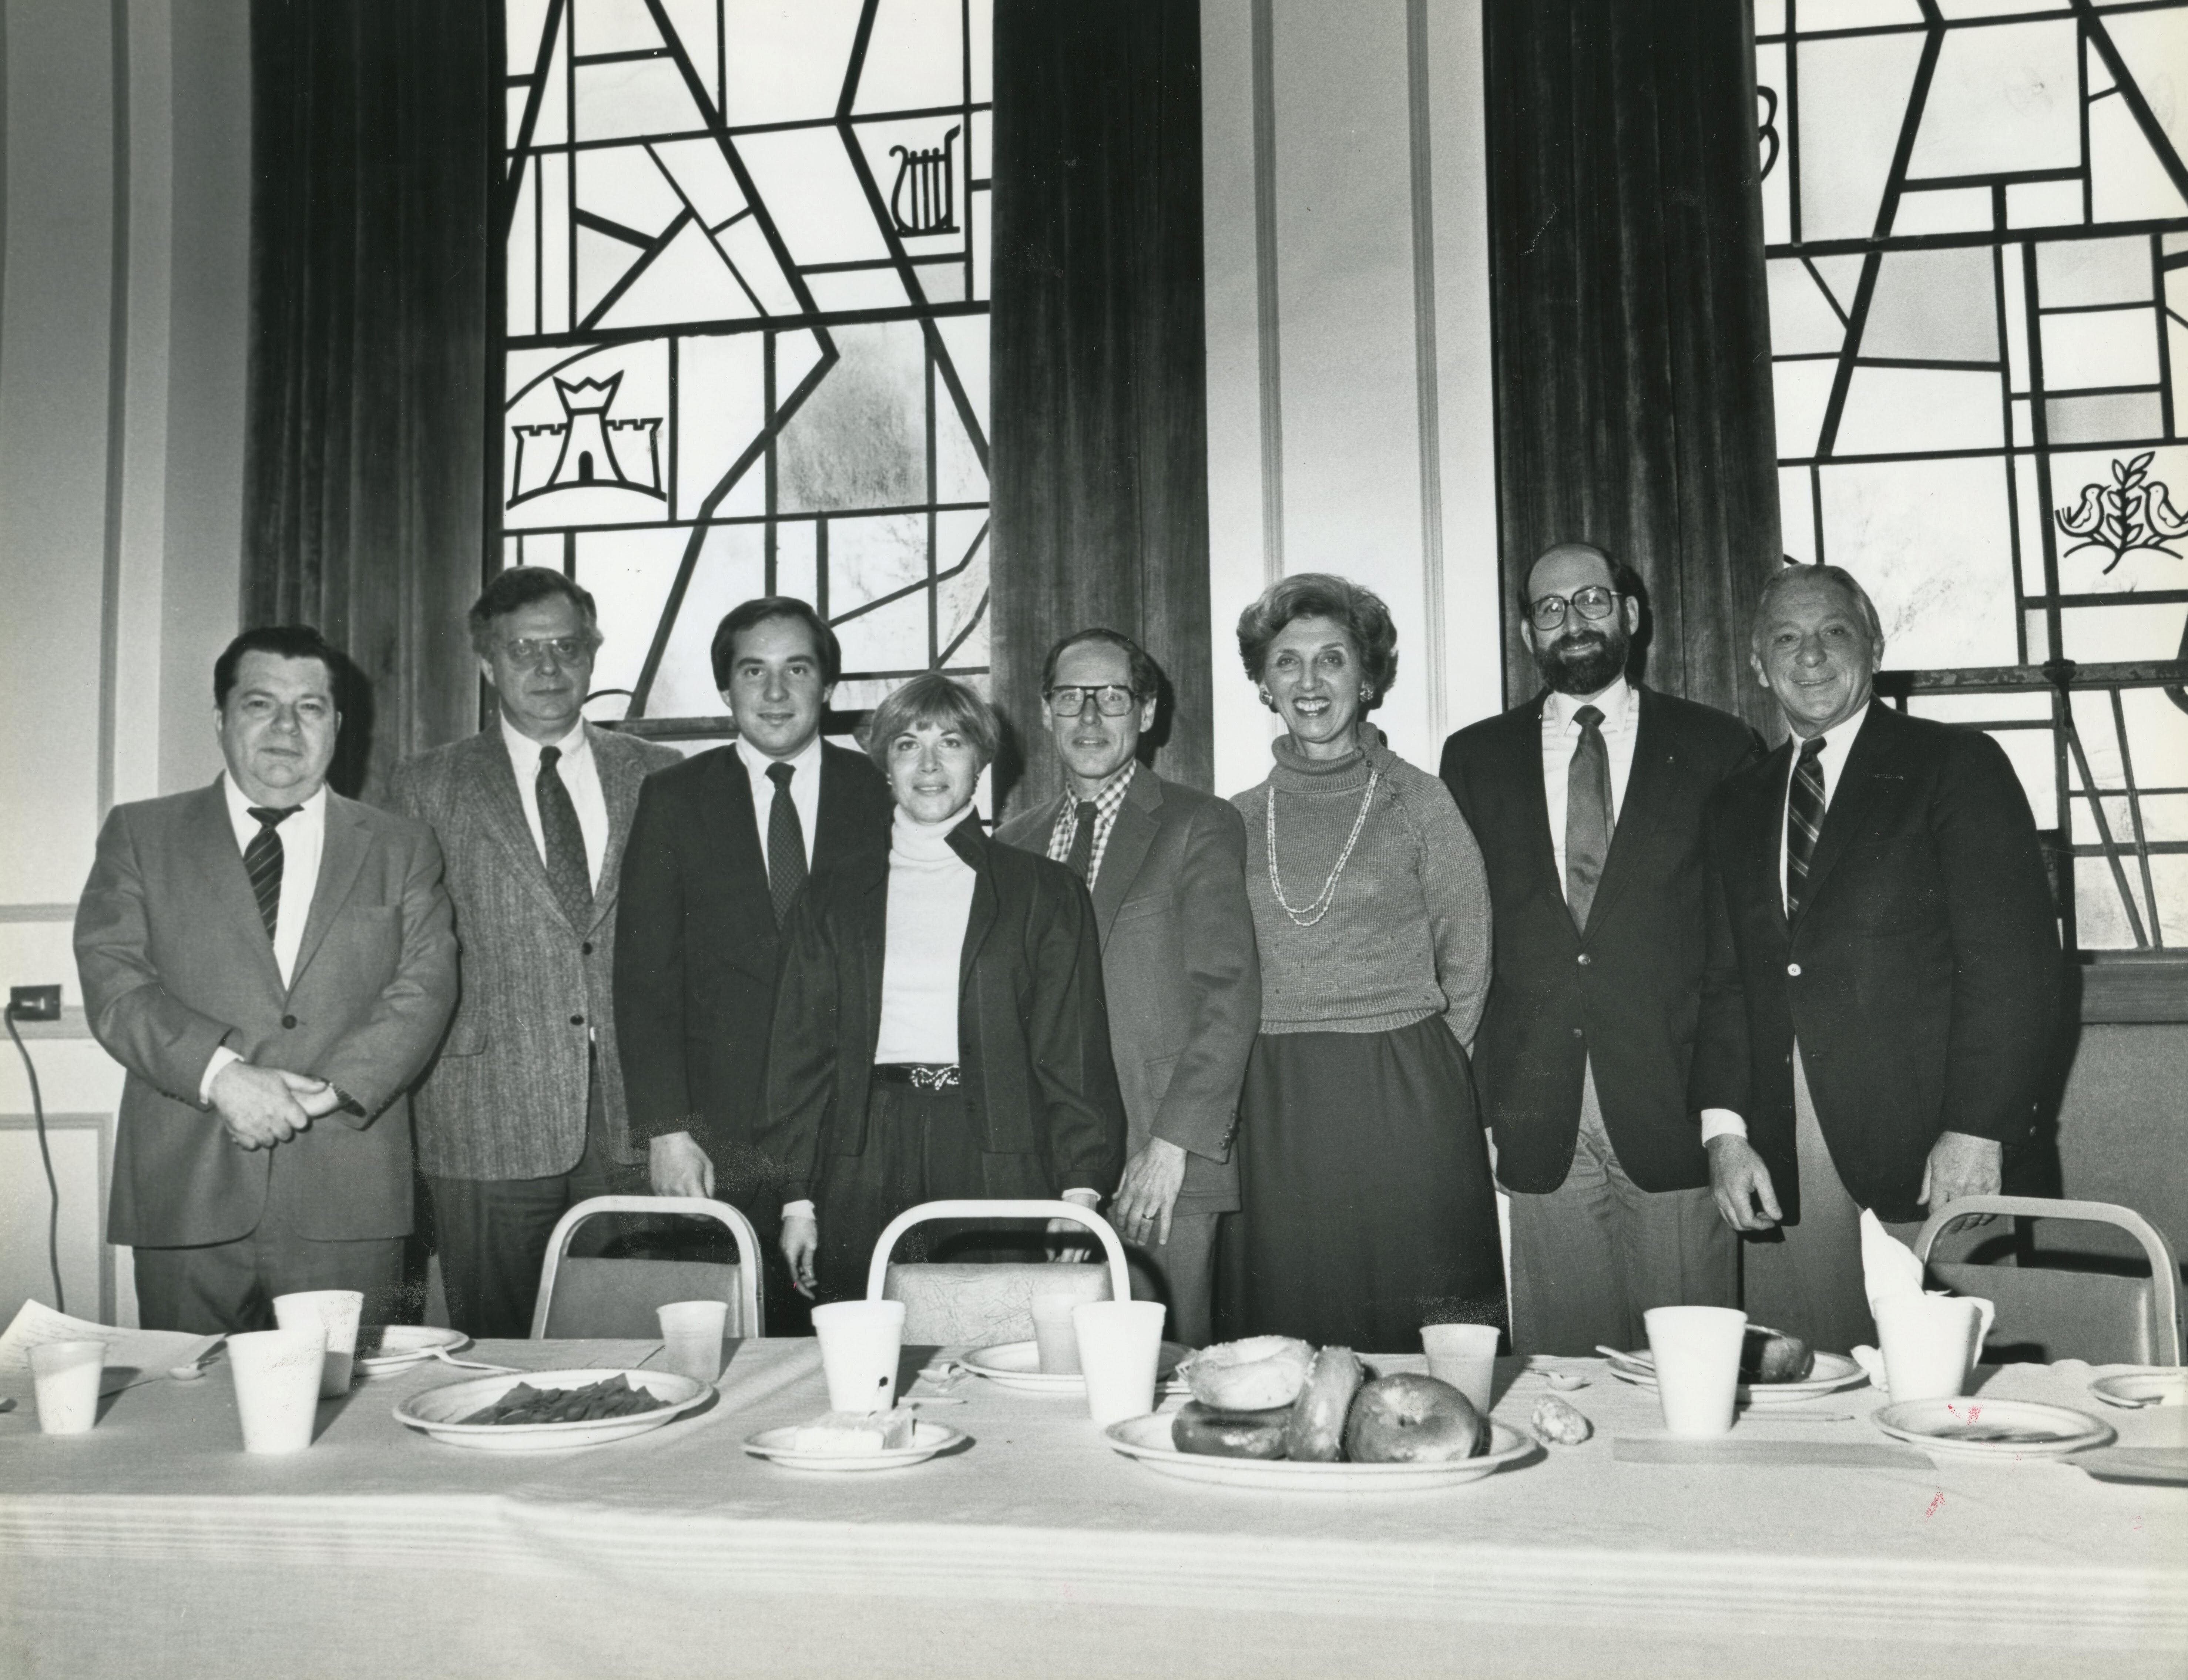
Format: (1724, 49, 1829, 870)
(1235, 573, 1400, 709)
(863, 673, 1000, 773)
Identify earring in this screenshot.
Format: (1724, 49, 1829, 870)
(1259, 689, 1275, 712)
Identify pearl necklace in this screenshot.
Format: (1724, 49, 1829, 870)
(1265, 765, 1380, 927)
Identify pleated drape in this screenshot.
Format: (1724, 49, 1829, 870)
(1484, 0, 1780, 727)
(243, 0, 496, 800)
(990, 0, 1212, 816)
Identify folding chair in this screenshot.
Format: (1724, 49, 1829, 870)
(1916, 1196, 2182, 1367)
(864, 1199, 1132, 1347)
(530, 1196, 764, 1339)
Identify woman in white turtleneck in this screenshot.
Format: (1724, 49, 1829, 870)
(759, 675, 1127, 1306)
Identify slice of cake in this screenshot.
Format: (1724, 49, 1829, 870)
(787, 1407, 919, 1455)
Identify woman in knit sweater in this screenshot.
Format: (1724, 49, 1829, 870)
(1220, 574, 1505, 1351)
(761, 675, 1127, 1305)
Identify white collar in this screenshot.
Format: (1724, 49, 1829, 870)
(222, 773, 328, 825)
(499, 712, 589, 769)
(736, 730, 825, 784)
(1791, 698, 1872, 759)
(1546, 676, 1635, 732)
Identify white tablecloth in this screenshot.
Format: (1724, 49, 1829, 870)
(2, 1339, 2181, 1679)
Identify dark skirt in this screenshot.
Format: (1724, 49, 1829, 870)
(1218, 1014, 1506, 1353)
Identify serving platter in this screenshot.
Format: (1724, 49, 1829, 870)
(2088, 1370, 2188, 1409)
(1103, 1414, 1534, 1491)
(1605, 1349, 1869, 1405)
(959, 1339, 1192, 1397)
(395, 1367, 709, 1451)
(1872, 1397, 2114, 1462)
(354, 1325, 470, 1375)
(743, 1418, 965, 1472)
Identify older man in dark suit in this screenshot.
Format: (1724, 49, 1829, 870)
(390, 568, 681, 1338)
(994, 629, 1260, 1346)
(76, 626, 457, 1333)
(1441, 544, 1761, 1354)
(1695, 564, 2062, 1353)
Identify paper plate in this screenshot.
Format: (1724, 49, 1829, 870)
(353, 1325, 471, 1375)
(960, 1339, 1192, 1397)
(395, 1368, 709, 1452)
(1103, 1414, 1534, 1491)
(1872, 1397, 2114, 1462)
(2088, 1371, 2188, 1409)
(1605, 1349, 1869, 1405)
(743, 1418, 965, 1472)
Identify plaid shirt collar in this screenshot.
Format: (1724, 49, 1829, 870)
(1045, 760, 1137, 889)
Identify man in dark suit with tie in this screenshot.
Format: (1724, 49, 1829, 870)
(1695, 564, 2061, 1353)
(75, 626, 457, 1333)
(1440, 543, 1760, 1354)
(390, 568, 681, 1338)
(994, 629, 1261, 1346)
(614, 597, 893, 1328)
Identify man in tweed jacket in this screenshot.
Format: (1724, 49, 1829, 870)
(391, 568, 680, 1338)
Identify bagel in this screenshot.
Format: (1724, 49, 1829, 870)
(1177, 1335, 1315, 1411)
(1343, 1373, 1488, 1464)
(1283, 1346, 1365, 1462)
(1172, 1400, 1292, 1459)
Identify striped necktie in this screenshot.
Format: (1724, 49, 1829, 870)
(1065, 801, 1099, 881)
(537, 745, 594, 930)
(244, 805, 299, 943)
(1785, 735, 1828, 919)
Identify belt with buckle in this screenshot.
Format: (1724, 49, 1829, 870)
(873, 1063, 962, 1090)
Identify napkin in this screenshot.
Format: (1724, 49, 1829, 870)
(1859, 1209, 1927, 1318)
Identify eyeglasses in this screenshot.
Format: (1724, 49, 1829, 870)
(500, 635, 593, 667)
(1528, 586, 1620, 631)
(1044, 685, 1138, 718)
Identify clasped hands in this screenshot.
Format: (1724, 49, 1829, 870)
(1707, 1128, 2002, 1232)
(211, 1062, 343, 1150)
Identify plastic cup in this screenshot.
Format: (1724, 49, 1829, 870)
(228, 1326, 328, 1454)
(1074, 1300, 1167, 1427)
(1421, 1323, 1500, 1412)
(273, 1289, 363, 1398)
(1030, 1292, 1084, 1375)
(1875, 1293, 1996, 1403)
(1644, 1305, 1747, 1437)
(811, 1300, 906, 1413)
(30, 1341, 106, 1435)
(657, 1299, 730, 1383)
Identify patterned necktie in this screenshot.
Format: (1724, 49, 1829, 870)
(766, 761, 808, 927)
(244, 805, 299, 943)
(1785, 735, 1828, 919)
(537, 745, 594, 929)
(1564, 704, 1613, 932)
(1065, 801, 1099, 882)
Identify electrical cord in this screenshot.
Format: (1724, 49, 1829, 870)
(4, 1004, 66, 1315)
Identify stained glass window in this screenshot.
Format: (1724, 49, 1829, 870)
(1756, 0, 2188, 948)
(498, 0, 993, 737)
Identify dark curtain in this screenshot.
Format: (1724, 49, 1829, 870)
(244, 0, 496, 800)
(990, 0, 1211, 817)
(1485, 0, 1779, 727)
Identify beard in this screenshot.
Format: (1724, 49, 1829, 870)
(1534, 625, 1630, 696)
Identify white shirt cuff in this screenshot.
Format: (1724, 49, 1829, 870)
(1699, 1108, 1748, 1145)
(1059, 1188, 1100, 1208)
(200, 1045, 243, 1106)
(782, 1200, 816, 1222)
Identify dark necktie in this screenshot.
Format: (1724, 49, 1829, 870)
(1564, 704, 1613, 932)
(766, 760, 808, 927)
(244, 805, 299, 943)
(1065, 801, 1099, 881)
(537, 745, 594, 929)
(1785, 735, 1828, 919)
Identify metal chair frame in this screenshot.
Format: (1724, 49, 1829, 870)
(863, 1199, 1132, 1304)
(529, 1195, 765, 1340)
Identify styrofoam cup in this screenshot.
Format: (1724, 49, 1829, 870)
(228, 1326, 327, 1453)
(1421, 1322, 1500, 1412)
(811, 1300, 905, 1413)
(1876, 1293, 1996, 1403)
(1030, 1291, 1084, 1375)
(273, 1289, 364, 1398)
(657, 1299, 730, 1383)
(30, 1341, 106, 1435)
(1074, 1300, 1167, 1426)
(1644, 1305, 1747, 1437)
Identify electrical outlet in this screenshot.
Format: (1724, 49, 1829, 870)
(9, 984, 62, 1021)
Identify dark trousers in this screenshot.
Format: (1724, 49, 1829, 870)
(133, 1204, 405, 1335)
(426, 1056, 641, 1340)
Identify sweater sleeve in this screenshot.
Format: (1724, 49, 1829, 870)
(1402, 772, 1493, 1051)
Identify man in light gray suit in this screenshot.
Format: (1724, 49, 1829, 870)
(995, 629, 1260, 1346)
(390, 568, 681, 1338)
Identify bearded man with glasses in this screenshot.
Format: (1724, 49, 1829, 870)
(994, 629, 1260, 1345)
(1439, 543, 1761, 1355)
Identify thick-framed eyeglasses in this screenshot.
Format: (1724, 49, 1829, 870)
(1528, 586, 1620, 632)
(500, 635, 594, 668)
(1044, 684, 1139, 718)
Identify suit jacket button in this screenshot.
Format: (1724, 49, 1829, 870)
(1571, 1027, 1583, 1038)
(570, 1013, 585, 1026)
(1577, 953, 1592, 966)
(581, 941, 594, 956)
(1787, 962, 1802, 977)
(281, 1014, 297, 1029)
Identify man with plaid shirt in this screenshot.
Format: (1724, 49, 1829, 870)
(994, 629, 1261, 1345)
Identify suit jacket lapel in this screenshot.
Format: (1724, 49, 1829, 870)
(474, 731, 570, 928)
(811, 743, 860, 875)
(1751, 740, 1794, 939)
(1501, 696, 1564, 912)
(1795, 704, 1893, 924)
(1584, 688, 1672, 934)
(289, 793, 370, 992)
(1092, 770, 1162, 943)
(187, 782, 285, 995)
(950, 818, 999, 998)
(588, 726, 648, 933)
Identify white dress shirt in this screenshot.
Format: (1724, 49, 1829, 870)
(1541, 677, 1639, 899)
(738, 732, 824, 882)
(198, 778, 329, 1100)
(1701, 700, 1872, 1145)
(501, 713, 608, 891)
